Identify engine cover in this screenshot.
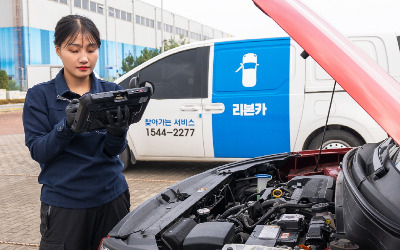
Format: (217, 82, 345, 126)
(183, 222, 235, 250)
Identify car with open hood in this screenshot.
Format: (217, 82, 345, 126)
(99, 0, 400, 249)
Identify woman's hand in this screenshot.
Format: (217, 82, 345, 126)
(65, 99, 80, 128)
(106, 105, 130, 137)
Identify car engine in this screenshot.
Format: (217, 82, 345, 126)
(161, 173, 346, 250)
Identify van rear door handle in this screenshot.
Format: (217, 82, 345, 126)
(180, 104, 202, 112)
(203, 103, 225, 114)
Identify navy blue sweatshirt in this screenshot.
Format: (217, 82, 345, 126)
(23, 69, 128, 209)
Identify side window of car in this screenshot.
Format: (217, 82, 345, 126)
(139, 47, 209, 99)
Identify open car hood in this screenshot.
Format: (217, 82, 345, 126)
(253, 0, 400, 144)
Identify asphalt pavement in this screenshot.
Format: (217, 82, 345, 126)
(0, 107, 224, 249)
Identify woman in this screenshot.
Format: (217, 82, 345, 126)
(23, 15, 130, 249)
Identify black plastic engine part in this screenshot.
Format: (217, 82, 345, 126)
(259, 187, 274, 201)
(276, 231, 300, 247)
(183, 222, 235, 250)
(162, 218, 197, 250)
(247, 200, 263, 218)
(277, 214, 305, 231)
(287, 175, 335, 203)
(305, 216, 328, 245)
(311, 203, 329, 213)
(245, 225, 280, 247)
(338, 145, 400, 249)
(334, 171, 345, 235)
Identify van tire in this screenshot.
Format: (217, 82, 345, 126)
(308, 130, 363, 150)
(119, 146, 132, 171)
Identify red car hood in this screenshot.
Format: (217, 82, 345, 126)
(253, 0, 400, 145)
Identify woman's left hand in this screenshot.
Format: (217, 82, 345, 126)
(105, 105, 130, 137)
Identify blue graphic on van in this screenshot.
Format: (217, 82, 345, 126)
(212, 38, 291, 158)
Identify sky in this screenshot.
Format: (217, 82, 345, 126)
(139, 0, 400, 37)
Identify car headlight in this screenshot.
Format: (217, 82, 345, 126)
(98, 236, 111, 250)
(98, 245, 110, 250)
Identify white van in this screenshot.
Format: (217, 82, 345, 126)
(116, 34, 400, 167)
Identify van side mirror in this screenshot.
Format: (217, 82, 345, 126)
(128, 76, 140, 88)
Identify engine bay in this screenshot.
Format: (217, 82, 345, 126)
(162, 171, 344, 249)
(157, 152, 353, 250)
(103, 142, 400, 250)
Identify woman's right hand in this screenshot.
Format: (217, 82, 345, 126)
(65, 99, 80, 128)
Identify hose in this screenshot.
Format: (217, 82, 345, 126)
(226, 184, 236, 203)
(240, 202, 314, 231)
(261, 199, 282, 209)
(226, 216, 244, 233)
(244, 189, 265, 203)
(234, 198, 282, 218)
(267, 165, 283, 182)
(238, 184, 257, 200)
(240, 205, 278, 231)
(220, 204, 246, 219)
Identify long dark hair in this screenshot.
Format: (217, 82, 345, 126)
(54, 15, 101, 48)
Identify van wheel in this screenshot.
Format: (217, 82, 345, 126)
(119, 146, 132, 171)
(308, 130, 363, 150)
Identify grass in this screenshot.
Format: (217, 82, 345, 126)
(0, 99, 25, 105)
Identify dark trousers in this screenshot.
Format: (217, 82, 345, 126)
(39, 190, 130, 250)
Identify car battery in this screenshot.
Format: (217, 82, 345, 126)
(245, 225, 280, 246)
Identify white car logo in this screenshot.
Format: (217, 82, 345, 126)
(235, 53, 259, 87)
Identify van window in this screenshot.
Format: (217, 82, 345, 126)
(306, 36, 389, 92)
(119, 47, 209, 99)
(140, 47, 209, 99)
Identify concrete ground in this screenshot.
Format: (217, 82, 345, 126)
(0, 107, 224, 249)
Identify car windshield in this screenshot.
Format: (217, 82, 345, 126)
(243, 62, 257, 69)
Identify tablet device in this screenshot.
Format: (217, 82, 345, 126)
(71, 86, 152, 133)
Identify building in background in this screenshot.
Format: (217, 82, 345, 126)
(0, 0, 230, 90)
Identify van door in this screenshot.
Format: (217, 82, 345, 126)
(208, 38, 291, 158)
(295, 35, 390, 150)
(125, 47, 209, 157)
